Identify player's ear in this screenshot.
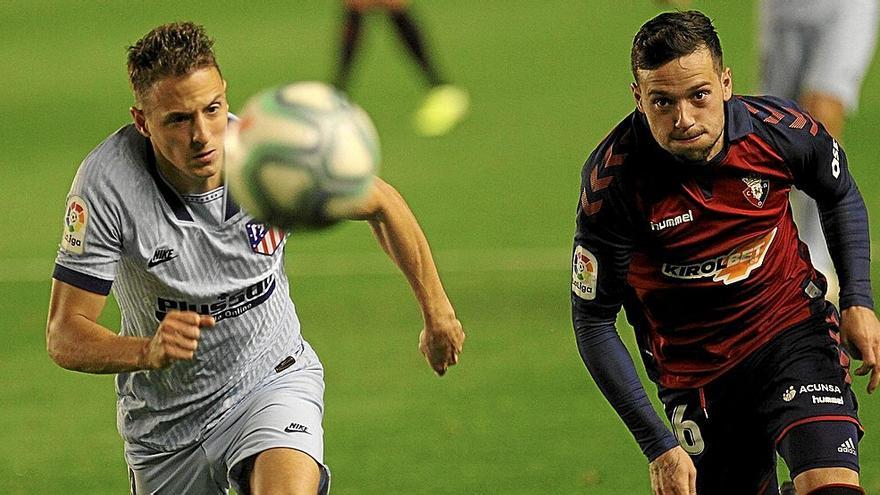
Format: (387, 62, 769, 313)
(631, 82, 645, 113)
(130, 106, 150, 138)
(721, 67, 733, 101)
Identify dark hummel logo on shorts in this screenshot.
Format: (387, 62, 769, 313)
(284, 422, 310, 434)
(148, 247, 178, 268)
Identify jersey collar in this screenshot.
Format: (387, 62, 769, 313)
(725, 96, 754, 142)
(143, 140, 194, 222)
(223, 184, 241, 221)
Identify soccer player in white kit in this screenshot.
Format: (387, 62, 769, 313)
(46, 22, 465, 495)
(760, 0, 878, 302)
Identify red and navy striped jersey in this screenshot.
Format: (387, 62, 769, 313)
(572, 95, 873, 389)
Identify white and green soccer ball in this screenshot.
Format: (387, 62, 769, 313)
(225, 81, 380, 229)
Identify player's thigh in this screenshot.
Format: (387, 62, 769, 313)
(660, 387, 779, 494)
(250, 447, 321, 495)
(125, 440, 227, 494)
(802, 0, 878, 110)
(759, 0, 810, 98)
(761, 316, 862, 479)
(222, 347, 329, 495)
(778, 420, 861, 486)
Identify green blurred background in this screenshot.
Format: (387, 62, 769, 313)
(2, 1, 878, 493)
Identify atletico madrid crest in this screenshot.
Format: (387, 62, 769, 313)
(742, 175, 769, 209)
(246, 221, 284, 256)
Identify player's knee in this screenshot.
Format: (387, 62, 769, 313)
(802, 484, 864, 495)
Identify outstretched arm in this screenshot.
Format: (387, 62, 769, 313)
(346, 178, 464, 375)
(572, 133, 691, 492)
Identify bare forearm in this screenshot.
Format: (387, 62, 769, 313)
(47, 315, 149, 374)
(366, 183, 455, 322)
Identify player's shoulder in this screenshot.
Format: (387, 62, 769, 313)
(586, 113, 640, 164)
(578, 113, 640, 217)
(734, 95, 825, 146)
(72, 124, 151, 196)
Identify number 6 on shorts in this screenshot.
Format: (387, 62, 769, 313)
(672, 404, 705, 455)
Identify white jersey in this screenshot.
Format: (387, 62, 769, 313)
(54, 124, 305, 451)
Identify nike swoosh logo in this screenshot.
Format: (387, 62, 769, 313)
(284, 425, 311, 434)
(148, 254, 178, 268)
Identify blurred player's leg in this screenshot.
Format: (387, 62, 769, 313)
(759, 0, 809, 103)
(383, 4, 469, 136)
(791, 190, 839, 303)
(799, 0, 878, 140)
(334, 6, 364, 91)
(799, 92, 845, 140)
(387, 6, 443, 87)
(761, 0, 879, 306)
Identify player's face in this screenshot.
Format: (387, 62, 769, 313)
(131, 67, 228, 193)
(632, 48, 732, 163)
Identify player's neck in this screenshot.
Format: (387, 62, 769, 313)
(705, 128, 726, 163)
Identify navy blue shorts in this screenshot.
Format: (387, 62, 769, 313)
(658, 306, 862, 494)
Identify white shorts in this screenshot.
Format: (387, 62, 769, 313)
(760, 0, 878, 111)
(124, 341, 329, 494)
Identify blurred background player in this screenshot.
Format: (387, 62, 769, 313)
(46, 21, 464, 494)
(760, 0, 879, 304)
(334, 0, 469, 136)
(572, 10, 880, 494)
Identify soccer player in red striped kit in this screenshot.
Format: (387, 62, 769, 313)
(571, 10, 880, 495)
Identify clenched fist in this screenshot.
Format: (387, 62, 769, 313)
(419, 316, 465, 376)
(142, 310, 215, 369)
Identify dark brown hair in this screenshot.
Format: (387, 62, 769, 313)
(127, 22, 220, 102)
(631, 10, 723, 81)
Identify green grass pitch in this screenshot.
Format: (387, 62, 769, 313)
(1, 1, 878, 493)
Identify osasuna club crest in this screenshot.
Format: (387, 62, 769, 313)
(246, 221, 285, 256)
(742, 175, 769, 208)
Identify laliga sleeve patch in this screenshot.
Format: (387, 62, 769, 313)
(572, 245, 598, 300)
(61, 195, 88, 254)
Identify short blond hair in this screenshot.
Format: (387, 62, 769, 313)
(127, 22, 220, 103)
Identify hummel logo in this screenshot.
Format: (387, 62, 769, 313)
(148, 247, 178, 268)
(782, 386, 796, 402)
(284, 422, 310, 434)
(650, 209, 694, 232)
(838, 437, 857, 455)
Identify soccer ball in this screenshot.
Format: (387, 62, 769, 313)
(225, 81, 380, 229)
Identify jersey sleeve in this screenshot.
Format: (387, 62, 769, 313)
(765, 98, 874, 310)
(53, 158, 124, 295)
(571, 136, 679, 461)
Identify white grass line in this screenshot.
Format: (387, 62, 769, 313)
(291, 246, 569, 277)
(0, 247, 571, 282)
